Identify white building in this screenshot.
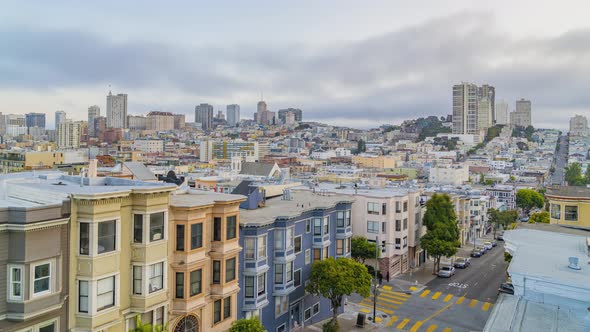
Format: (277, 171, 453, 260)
(226, 104, 240, 126)
(133, 139, 164, 153)
(57, 120, 83, 149)
(106, 91, 128, 128)
(311, 148, 351, 160)
(569, 114, 589, 137)
(495, 100, 509, 125)
(87, 105, 100, 137)
(429, 164, 469, 185)
(200, 140, 259, 162)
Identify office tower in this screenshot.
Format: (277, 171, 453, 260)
(4, 114, 27, 136)
(87, 105, 100, 137)
(173, 114, 186, 129)
(57, 120, 83, 149)
(510, 99, 532, 127)
(569, 114, 589, 136)
(478, 84, 495, 121)
(477, 97, 493, 130)
(106, 91, 128, 128)
(25, 112, 46, 129)
(226, 104, 240, 126)
(452, 83, 479, 134)
(195, 103, 214, 130)
(495, 100, 509, 125)
(146, 111, 174, 131)
(278, 108, 303, 123)
(55, 110, 67, 129)
(254, 100, 275, 125)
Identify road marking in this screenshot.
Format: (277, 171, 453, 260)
(374, 317, 382, 323)
(443, 328, 452, 332)
(426, 325, 438, 332)
(482, 302, 492, 311)
(443, 294, 453, 302)
(358, 302, 394, 315)
(409, 321, 423, 332)
(386, 316, 398, 327)
(378, 293, 407, 303)
(469, 299, 478, 308)
(359, 308, 371, 313)
(420, 290, 431, 297)
(382, 285, 392, 291)
(456, 296, 465, 305)
(361, 299, 398, 310)
(374, 296, 403, 306)
(396, 318, 411, 329)
(432, 291, 442, 300)
(409, 286, 418, 291)
(420, 301, 454, 324)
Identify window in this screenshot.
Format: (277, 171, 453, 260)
(304, 308, 312, 321)
(97, 276, 115, 311)
(395, 220, 401, 232)
(286, 262, 293, 282)
(275, 230, 284, 250)
(175, 272, 184, 299)
(80, 222, 90, 255)
(245, 276, 255, 298)
(306, 219, 311, 233)
(213, 217, 222, 241)
(176, 225, 185, 251)
(323, 245, 329, 260)
(223, 296, 231, 319)
(225, 258, 236, 282)
(212, 260, 221, 284)
(257, 273, 266, 296)
(305, 249, 311, 264)
(274, 264, 284, 284)
(245, 238, 255, 260)
(294, 269, 301, 287)
(313, 303, 320, 315)
(277, 324, 286, 332)
(190, 269, 202, 296)
(258, 235, 267, 259)
(9, 266, 23, 300)
(336, 239, 344, 255)
(382, 203, 387, 215)
(155, 306, 164, 327)
(133, 215, 143, 243)
(150, 212, 164, 242)
(347, 237, 352, 253)
(323, 217, 329, 234)
(396, 202, 401, 213)
(382, 222, 386, 233)
(403, 201, 408, 212)
(214, 299, 222, 324)
(395, 238, 401, 249)
(403, 236, 408, 248)
(313, 218, 322, 235)
(294, 236, 302, 254)
(175, 316, 198, 332)
(337, 211, 345, 227)
(133, 266, 142, 295)
(286, 228, 294, 250)
(79, 280, 89, 313)
(551, 204, 561, 219)
(403, 218, 408, 230)
(565, 206, 578, 221)
(275, 296, 288, 317)
(190, 223, 203, 249)
(313, 248, 321, 261)
(226, 216, 237, 240)
(98, 220, 116, 254)
(346, 210, 351, 226)
(367, 202, 380, 215)
(149, 262, 164, 293)
(39, 321, 57, 332)
(33, 262, 51, 296)
(367, 221, 379, 233)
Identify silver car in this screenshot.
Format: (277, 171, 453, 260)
(438, 266, 456, 278)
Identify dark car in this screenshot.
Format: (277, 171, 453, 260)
(454, 257, 471, 268)
(492, 240, 498, 247)
(497, 234, 504, 241)
(498, 283, 514, 295)
(470, 249, 482, 257)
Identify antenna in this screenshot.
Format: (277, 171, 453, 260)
(261, 90, 264, 101)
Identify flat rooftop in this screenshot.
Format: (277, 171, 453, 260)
(171, 189, 246, 208)
(546, 185, 590, 199)
(300, 182, 419, 198)
(239, 191, 353, 227)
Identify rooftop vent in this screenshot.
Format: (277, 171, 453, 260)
(568, 256, 581, 270)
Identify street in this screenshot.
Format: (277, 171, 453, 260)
(550, 135, 567, 185)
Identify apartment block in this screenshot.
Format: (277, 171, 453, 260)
(200, 140, 259, 162)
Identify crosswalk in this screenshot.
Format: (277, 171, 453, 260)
(358, 285, 411, 315)
(416, 289, 493, 312)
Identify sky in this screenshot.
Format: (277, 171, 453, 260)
(1, 0, 590, 129)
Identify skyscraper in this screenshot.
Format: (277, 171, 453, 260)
(254, 100, 275, 125)
(55, 110, 67, 129)
(477, 97, 493, 130)
(495, 100, 509, 125)
(0, 112, 5, 135)
(510, 99, 532, 127)
(478, 84, 495, 122)
(569, 114, 589, 137)
(57, 120, 83, 149)
(226, 104, 240, 126)
(106, 91, 128, 128)
(87, 105, 100, 137)
(25, 113, 46, 129)
(195, 103, 214, 130)
(278, 108, 303, 123)
(452, 82, 479, 135)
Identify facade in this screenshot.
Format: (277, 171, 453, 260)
(278, 108, 303, 123)
(55, 111, 67, 130)
(200, 140, 259, 162)
(174, 114, 186, 130)
(195, 104, 214, 130)
(569, 114, 589, 137)
(547, 186, 590, 228)
(106, 91, 128, 129)
(57, 120, 84, 149)
(226, 104, 240, 127)
(477, 97, 492, 130)
(88, 105, 100, 137)
(238, 190, 354, 331)
(452, 82, 479, 135)
(495, 100, 509, 125)
(254, 101, 275, 126)
(478, 84, 495, 122)
(485, 185, 516, 210)
(94, 117, 107, 139)
(0, 151, 65, 172)
(428, 165, 469, 185)
(146, 111, 175, 131)
(133, 140, 165, 153)
(128, 115, 148, 131)
(352, 155, 397, 169)
(0, 112, 4, 135)
(5, 114, 27, 137)
(26, 112, 46, 129)
(510, 99, 532, 127)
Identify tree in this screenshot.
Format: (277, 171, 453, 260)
(528, 211, 550, 224)
(306, 257, 371, 329)
(516, 189, 544, 215)
(421, 194, 460, 273)
(351, 236, 377, 265)
(357, 139, 367, 153)
(489, 209, 518, 238)
(129, 315, 167, 332)
(565, 162, 585, 186)
(229, 318, 266, 332)
(585, 168, 590, 185)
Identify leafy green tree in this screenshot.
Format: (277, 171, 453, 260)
(528, 211, 550, 224)
(306, 257, 371, 329)
(421, 194, 460, 273)
(229, 317, 266, 332)
(566, 163, 586, 186)
(351, 236, 377, 265)
(516, 189, 544, 215)
(357, 139, 367, 153)
(585, 168, 590, 185)
(489, 209, 518, 237)
(129, 315, 167, 332)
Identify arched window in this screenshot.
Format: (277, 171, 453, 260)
(174, 315, 199, 332)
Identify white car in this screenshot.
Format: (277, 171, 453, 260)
(483, 241, 493, 250)
(437, 266, 456, 278)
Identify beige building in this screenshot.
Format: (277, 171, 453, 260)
(510, 99, 532, 127)
(57, 120, 85, 149)
(569, 114, 589, 137)
(428, 164, 469, 185)
(0, 150, 65, 172)
(352, 155, 397, 169)
(147, 112, 175, 132)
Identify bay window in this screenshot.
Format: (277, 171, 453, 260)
(176, 224, 185, 251)
(258, 235, 267, 259)
(133, 266, 142, 295)
(149, 212, 165, 242)
(98, 220, 116, 254)
(190, 269, 202, 296)
(79, 280, 89, 313)
(313, 218, 322, 235)
(97, 276, 115, 311)
(148, 262, 164, 293)
(133, 215, 143, 243)
(244, 237, 255, 260)
(190, 223, 203, 249)
(80, 222, 90, 255)
(244, 276, 255, 298)
(257, 273, 266, 296)
(225, 258, 236, 283)
(175, 272, 184, 299)
(337, 211, 345, 227)
(212, 260, 221, 284)
(226, 216, 237, 240)
(33, 262, 51, 296)
(274, 264, 284, 284)
(9, 265, 23, 301)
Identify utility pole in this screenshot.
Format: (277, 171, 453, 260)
(373, 234, 379, 323)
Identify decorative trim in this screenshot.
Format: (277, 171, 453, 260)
(0, 218, 69, 232)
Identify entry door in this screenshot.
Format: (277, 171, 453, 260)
(290, 301, 302, 329)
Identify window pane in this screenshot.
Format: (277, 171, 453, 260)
(149, 263, 163, 293)
(225, 258, 236, 282)
(214, 299, 222, 323)
(175, 272, 184, 299)
(39, 323, 56, 332)
(226, 216, 236, 240)
(176, 225, 185, 251)
(245, 238, 255, 260)
(133, 215, 143, 243)
(97, 276, 115, 311)
(212, 260, 221, 284)
(275, 230, 284, 250)
(245, 276, 254, 298)
(258, 235, 267, 258)
(275, 264, 283, 284)
(257, 273, 265, 295)
(190, 269, 202, 296)
(34, 263, 50, 294)
(224, 296, 231, 319)
(191, 223, 203, 249)
(79, 280, 88, 313)
(133, 266, 142, 295)
(150, 212, 164, 241)
(294, 270, 301, 287)
(80, 223, 90, 255)
(294, 236, 302, 253)
(98, 220, 116, 254)
(213, 217, 221, 241)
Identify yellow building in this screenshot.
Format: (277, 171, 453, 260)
(352, 155, 397, 169)
(0, 150, 64, 172)
(547, 186, 590, 228)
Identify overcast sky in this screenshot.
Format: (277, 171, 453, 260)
(1, 0, 589, 129)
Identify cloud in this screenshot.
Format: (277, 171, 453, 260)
(1, 12, 590, 129)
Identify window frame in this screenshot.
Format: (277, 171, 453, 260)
(213, 299, 222, 324)
(274, 263, 284, 284)
(149, 212, 165, 243)
(294, 269, 301, 287)
(257, 234, 267, 259)
(79, 222, 90, 255)
(226, 215, 237, 240)
(176, 224, 185, 251)
(564, 205, 578, 221)
(294, 235, 302, 254)
(244, 237, 256, 260)
(213, 216, 221, 242)
(367, 220, 379, 233)
(306, 219, 311, 233)
(132, 265, 142, 295)
(305, 249, 311, 264)
(8, 265, 24, 301)
(96, 275, 116, 312)
(336, 239, 344, 255)
(225, 257, 236, 283)
(175, 272, 184, 299)
(133, 214, 143, 244)
(148, 262, 164, 294)
(313, 218, 322, 235)
(78, 280, 89, 313)
(212, 260, 221, 284)
(550, 204, 561, 219)
(346, 210, 351, 226)
(337, 211, 345, 227)
(190, 269, 202, 297)
(367, 202, 380, 215)
(31, 260, 52, 298)
(97, 219, 117, 255)
(323, 216, 329, 234)
(257, 273, 266, 296)
(244, 276, 255, 298)
(190, 223, 203, 250)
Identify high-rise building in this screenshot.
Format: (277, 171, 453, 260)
(569, 114, 589, 137)
(278, 108, 303, 123)
(173, 114, 186, 129)
(477, 97, 493, 130)
(106, 91, 128, 128)
(57, 120, 84, 149)
(25, 112, 46, 129)
(55, 110, 67, 129)
(510, 99, 532, 127)
(452, 83, 479, 135)
(254, 100, 275, 125)
(495, 100, 509, 125)
(93, 116, 107, 138)
(87, 105, 100, 137)
(478, 84, 495, 122)
(0, 112, 5, 135)
(195, 103, 214, 130)
(5, 114, 27, 136)
(146, 111, 175, 131)
(226, 104, 240, 126)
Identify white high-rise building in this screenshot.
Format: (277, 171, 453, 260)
(226, 104, 240, 126)
(510, 99, 532, 127)
(55, 110, 67, 129)
(87, 105, 100, 137)
(569, 114, 589, 136)
(57, 120, 83, 149)
(452, 82, 479, 135)
(477, 97, 493, 130)
(106, 91, 128, 128)
(495, 100, 509, 125)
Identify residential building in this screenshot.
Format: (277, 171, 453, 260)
(238, 190, 354, 331)
(0, 151, 65, 172)
(495, 100, 509, 125)
(94, 116, 107, 138)
(168, 191, 246, 332)
(26, 112, 46, 129)
(88, 105, 100, 137)
(452, 82, 479, 135)
(352, 155, 397, 169)
(226, 104, 240, 127)
(485, 185, 516, 210)
(547, 186, 590, 228)
(174, 114, 186, 130)
(0, 111, 5, 135)
(478, 84, 495, 122)
(200, 140, 259, 162)
(146, 111, 175, 131)
(128, 115, 148, 131)
(57, 120, 84, 149)
(569, 114, 589, 137)
(55, 111, 67, 130)
(5, 114, 27, 137)
(195, 104, 214, 130)
(106, 91, 128, 129)
(133, 139, 165, 153)
(510, 99, 532, 127)
(477, 97, 493, 130)
(428, 164, 469, 185)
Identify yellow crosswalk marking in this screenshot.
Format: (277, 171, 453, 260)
(426, 324, 438, 332)
(409, 286, 418, 291)
(374, 317, 382, 323)
(409, 321, 423, 332)
(443, 328, 452, 332)
(382, 285, 392, 291)
(432, 291, 442, 300)
(456, 297, 465, 305)
(386, 316, 398, 327)
(361, 299, 398, 310)
(358, 302, 394, 315)
(420, 290, 431, 298)
(469, 299, 478, 308)
(482, 302, 492, 311)
(443, 294, 453, 302)
(378, 294, 406, 304)
(375, 296, 403, 306)
(359, 308, 371, 313)
(396, 318, 411, 329)
(380, 289, 411, 298)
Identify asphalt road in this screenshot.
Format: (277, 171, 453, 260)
(550, 135, 567, 185)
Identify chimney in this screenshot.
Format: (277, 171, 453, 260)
(88, 159, 98, 178)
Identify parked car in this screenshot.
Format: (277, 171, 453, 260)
(470, 249, 482, 257)
(476, 246, 486, 254)
(483, 241, 493, 250)
(498, 283, 514, 295)
(438, 266, 456, 278)
(454, 257, 471, 269)
(497, 234, 504, 241)
(492, 240, 498, 247)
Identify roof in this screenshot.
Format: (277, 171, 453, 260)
(170, 190, 246, 208)
(546, 186, 590, 199)
(240, 162, 276, 177)
(123, 162, 156, 181)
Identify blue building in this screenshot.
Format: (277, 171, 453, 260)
(237, 190, 354, 332)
